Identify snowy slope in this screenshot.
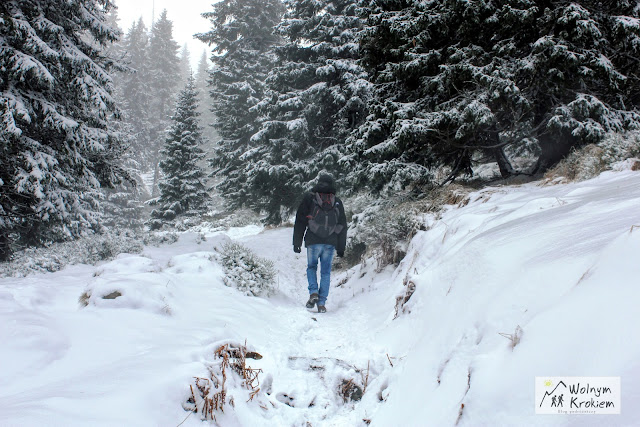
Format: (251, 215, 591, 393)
(373, 168, 640, 427)
(1, 168, 639, 426)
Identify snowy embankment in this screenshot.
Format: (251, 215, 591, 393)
(1, 167, 639, 426)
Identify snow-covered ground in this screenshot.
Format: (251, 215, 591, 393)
(1, 167, 639, 426)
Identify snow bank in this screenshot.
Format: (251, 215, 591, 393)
(373, 169, 640, 426)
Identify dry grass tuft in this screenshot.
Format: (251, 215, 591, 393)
(78, 291, 90, 307)
(499, 325, 524, 350)
(543, 144, 607, 183)
(543, 132, 640, 184)
(186, 342, 263, 421)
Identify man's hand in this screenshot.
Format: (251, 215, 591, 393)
(337, 251, 344, 258)
(294, 246, 301, 253)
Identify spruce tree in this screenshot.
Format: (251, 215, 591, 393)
(248, 0, 369, 222)
(103, 14, 147, 230)
(196, 0, 284, 213)
(148, 9, 181, 196)
(118, 17, 153, 170)
(351, 0, 640, 191)
(522, 1, 640, 169)
(194, 50, 219, 155)
(149, 75, 210, 228)
(101, 120, 147, 231)
(0, 0, 128, 259)
(178, 43, 192, 87)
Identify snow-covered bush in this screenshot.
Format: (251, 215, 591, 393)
(142, 232, 179, 246)
(219, 242, 276, 297)
(356, 207, 421, 270)
(201, 209, 263, 229)
(0, 230, 182, 278)
(0, 231, 145, 277)
(544, 131, 640, 182)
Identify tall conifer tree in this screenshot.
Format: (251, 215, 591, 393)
(118, 17, 153, 170)
(149, 75, 209, 228)
(178, 44, 192, 87)
(0, 0, 128, 259)
(249, 0, 369, 222)
(148, 9, 181, 196)
(196, 0, 284, 214)
(194, 50, 219, 153)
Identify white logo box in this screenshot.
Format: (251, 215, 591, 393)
(535, 377, 621, 415)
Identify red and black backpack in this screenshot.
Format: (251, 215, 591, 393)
(306, 192, 343, 238)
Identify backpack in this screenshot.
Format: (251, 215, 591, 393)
(307, 192, 343, 238)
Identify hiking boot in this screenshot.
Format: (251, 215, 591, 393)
(317, 305, 327, 313)
(306, 293, 319, 308)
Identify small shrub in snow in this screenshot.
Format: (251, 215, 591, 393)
(219, 242, 276, 297)
(340, 379, 363, 402)
(349, 203, 424, 270)
(335, 241, 366, 270)
(78, 291, 91, 307)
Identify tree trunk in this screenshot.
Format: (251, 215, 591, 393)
(152, 161, 160, 198)
(0, 231, 10, 262)
(494, 147, 515, 178)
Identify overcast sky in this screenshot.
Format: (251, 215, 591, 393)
(114, 0, 216, 69)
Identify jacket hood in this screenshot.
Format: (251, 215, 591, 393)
(311, 174, 336, 194)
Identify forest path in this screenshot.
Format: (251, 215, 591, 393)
(235, 227, 394, 426)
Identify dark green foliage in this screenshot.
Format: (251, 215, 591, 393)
(149, 76, 210, 228)
(0, 0, 128, 260)
(349, 0, 640, 192)
(247, 0, 370, 223)
(196, 0, 285, 214)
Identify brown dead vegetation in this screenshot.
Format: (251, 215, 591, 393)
(394, 280, 416, 319)
(187, 342, 263, 421)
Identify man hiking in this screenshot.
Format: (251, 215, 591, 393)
(293, 174, 347, 313)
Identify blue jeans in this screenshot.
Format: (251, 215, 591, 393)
(306, 244, 335, 306)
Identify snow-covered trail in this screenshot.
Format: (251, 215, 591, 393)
(235, 229, 395, 425)
(0, 225, 394, 426)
